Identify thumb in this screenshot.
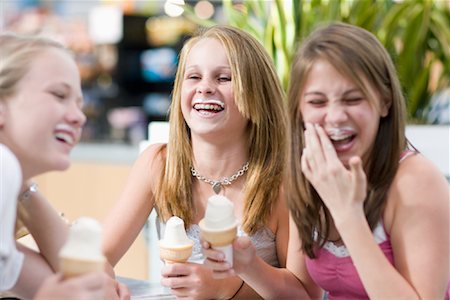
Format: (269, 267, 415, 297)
(349, 156, 367, 191)
(234, 236, 252, 250)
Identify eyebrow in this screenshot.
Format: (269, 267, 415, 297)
(304, 88, 361, 97)
(185, 65, 231, 71)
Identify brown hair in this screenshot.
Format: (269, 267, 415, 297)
(286, 22, 407, 257)
(155, 25, 287, 234)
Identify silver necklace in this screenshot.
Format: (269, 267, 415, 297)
(190, 161, 249, 194)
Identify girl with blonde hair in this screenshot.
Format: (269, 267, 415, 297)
(0, 33, 127, 299)
(103, 25, 289, 299)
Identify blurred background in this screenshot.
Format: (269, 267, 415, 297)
(2, 0, 449, 146)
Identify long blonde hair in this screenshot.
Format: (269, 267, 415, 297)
(155, 25, 287, 234)
(0, 33, 68, 237)
(287, 22, 407, 258)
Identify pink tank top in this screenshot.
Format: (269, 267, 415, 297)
(305, 222, 394, 299)
(305, 149, 450, 299)
(305, 222, 450, 299)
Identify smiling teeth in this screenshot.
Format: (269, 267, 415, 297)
(326, 128, 354, 141)
(193, 103, 223, 111)
(192, 99, 224, 112)
(55, 132, 74, 145)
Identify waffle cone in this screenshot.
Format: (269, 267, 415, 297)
(199, 221, 237, 247)
(159, 242, 193, 263)
(59, 255, 106, 278)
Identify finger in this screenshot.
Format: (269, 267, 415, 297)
(161, 275, 187, 289)
(349, 156, 366, 190)
(305, 123, 325, 165)
(204, 257, 231, 271)
(301, 148, 313, 178)
(316, 125, 337, 161)
(233, 236, 251, 250)
(202, 246, 225, 261)
(116, 282, 131, 300)
(169, 287, 190, 298)
(161, 263, 190, 277)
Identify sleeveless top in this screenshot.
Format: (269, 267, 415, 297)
(0, 144, 25, 290)
(305, 150, 450, 299)
(156, 217, 280, 267)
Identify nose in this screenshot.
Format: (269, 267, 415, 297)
(196, 79, 215, 95)
(66, 102, 87, 128)
(325, 102, 348, 126)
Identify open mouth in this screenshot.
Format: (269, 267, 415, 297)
(193, 99, 224, 114)
(55, 132, 75, 145)
(326, 128, 356, 150)
(54, 124, 78, 146)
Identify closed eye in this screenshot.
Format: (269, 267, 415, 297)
(187, 75, 200, 80)
(344, 97, 364, 104)
(218, 76, 231, 82)
(306, 99, 327, 106)
(51, 91, 66, 99)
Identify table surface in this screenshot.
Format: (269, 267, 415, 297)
(117, 277, 176, 300)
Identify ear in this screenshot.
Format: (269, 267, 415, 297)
(380, 98, 391, 117)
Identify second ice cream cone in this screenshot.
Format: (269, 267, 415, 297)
(60, 256, 106, 278)
(159, 243, 193, 263)
(198, 220, 237, 247)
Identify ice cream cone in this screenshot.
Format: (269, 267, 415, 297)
(159, 216, 194, 264)
(60, 256, 106, 278)
(159, 242, 193, 263)
(58, 217, 106, 278)
(198, 220, 237, 247)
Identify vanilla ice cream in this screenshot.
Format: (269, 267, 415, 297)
(201, 195, 238, 231)
(159, 216, 194, 263)
(59, 217, 106, 277)
(199, 195, 238, 265)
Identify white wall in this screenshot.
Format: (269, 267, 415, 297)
(406, 125, 450, 179)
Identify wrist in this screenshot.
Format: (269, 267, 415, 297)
(224, 278, 244, 300)
(20, 181, 38, 203)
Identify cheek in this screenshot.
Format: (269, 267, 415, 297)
(300, 107, 323, 124)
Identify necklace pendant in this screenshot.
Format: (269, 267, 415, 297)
(212, 182, 222, 194)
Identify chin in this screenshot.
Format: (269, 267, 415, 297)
(52, 159, 71, 171)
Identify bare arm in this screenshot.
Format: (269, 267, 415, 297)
(18, 186, 69, 272)
(332, 155, 449, 299)
(9, 243, 54, 299)
(102, 144, 162, 267)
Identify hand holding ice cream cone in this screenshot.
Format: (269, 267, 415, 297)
(199, 195, 238, 266)
(59, 217, 106, 278)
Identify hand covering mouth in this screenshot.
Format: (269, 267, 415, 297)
(192, 99, 225, 113)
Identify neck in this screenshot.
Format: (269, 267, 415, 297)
(191, 134, 249, 179)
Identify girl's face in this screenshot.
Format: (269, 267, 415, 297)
(0, 48, 86, 178)
(300, 59, 387, 166)
(180, 38, 248, 141)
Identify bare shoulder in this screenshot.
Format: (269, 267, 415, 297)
(389, 153, 449, 211)
(133, 144, 166, 184)
(138, 143, 166, 166)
